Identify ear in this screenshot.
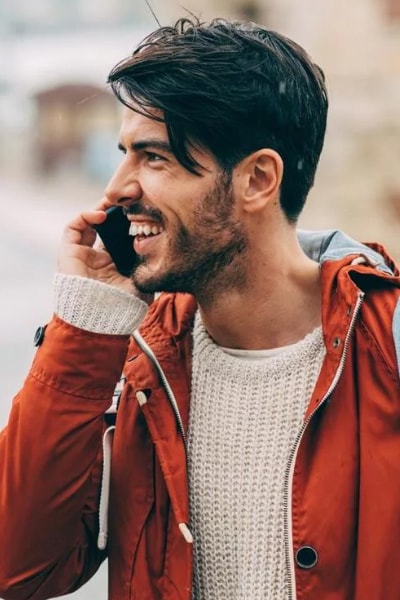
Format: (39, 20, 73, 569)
(234, 149, 283, 214)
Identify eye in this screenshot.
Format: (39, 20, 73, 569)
(145, 152, 165, 163)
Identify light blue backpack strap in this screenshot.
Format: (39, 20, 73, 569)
(393, 298, 400, 380)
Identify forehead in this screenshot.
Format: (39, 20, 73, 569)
(119, 106, 168, 141)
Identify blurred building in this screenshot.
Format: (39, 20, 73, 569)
(0, 0, 151, 181)
(0, 0, 151, 32)
(268, 0, 400, 252)
(33, 84, 116, 175)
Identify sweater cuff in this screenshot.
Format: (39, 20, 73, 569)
(53, 273, 148, 335)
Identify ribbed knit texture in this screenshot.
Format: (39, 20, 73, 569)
(53, 273, 148, 334)
(188, 313, 325, 600)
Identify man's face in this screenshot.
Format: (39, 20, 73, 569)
(105, 107, 248, 296)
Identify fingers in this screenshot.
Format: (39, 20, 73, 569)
(63, 196, 114, 245)
(63, 210, 107, 247)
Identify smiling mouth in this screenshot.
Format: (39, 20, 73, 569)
(129, 222, 164, 237)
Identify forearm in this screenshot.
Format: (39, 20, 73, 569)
(0, 316, 131, 597)
(0, 276, 147, 598)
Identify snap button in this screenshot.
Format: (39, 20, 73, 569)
(33, 325, 46, 347)
(135, 390, 148, 406)
(295, 545, 318, 569)
(332, 337, 341, 349)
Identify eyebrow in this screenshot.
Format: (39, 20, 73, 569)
(118, 139, 173, 154)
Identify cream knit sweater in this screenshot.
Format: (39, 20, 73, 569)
(189, 313, 325, 599)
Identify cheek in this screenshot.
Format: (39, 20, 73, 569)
(140, 172, 177, 207)
(140, 170, 165, 194)
(141, 171, 220, 228)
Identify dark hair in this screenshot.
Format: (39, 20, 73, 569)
(108, 18, 328, 222)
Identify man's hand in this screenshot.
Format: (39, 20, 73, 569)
(58, 202, 140, 296)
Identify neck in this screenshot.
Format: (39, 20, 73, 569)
(197, 231, 321, 350)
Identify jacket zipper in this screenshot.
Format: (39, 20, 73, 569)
(284, 291, 365, 600)
(132, 330, 187, 449)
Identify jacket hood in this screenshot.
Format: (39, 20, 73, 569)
(298, 229, 396, 276)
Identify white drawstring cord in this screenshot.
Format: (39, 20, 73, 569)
(96, 428, 194, 548)
(179, 522, 193, 544)
(97, 425, 115, 550)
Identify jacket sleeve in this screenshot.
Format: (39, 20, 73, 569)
(0, 315, 131, 600)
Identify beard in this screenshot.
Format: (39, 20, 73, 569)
(132, 174, 248, 298)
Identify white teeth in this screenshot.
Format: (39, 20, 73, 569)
(129, 223, 138, 236)
(129, 222, 163, 237)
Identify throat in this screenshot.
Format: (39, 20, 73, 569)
(198, 284, 322, 350)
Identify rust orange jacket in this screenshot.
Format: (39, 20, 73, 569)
(1, 230, 400, 600)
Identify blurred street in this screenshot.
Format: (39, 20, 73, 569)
(0, 176, 90, 419)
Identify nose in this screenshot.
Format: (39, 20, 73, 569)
(105, 157, 143, 208)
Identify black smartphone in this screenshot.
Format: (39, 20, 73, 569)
(93, 206, 138, 277)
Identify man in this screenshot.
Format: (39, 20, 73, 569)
(0, 16, 399, 600)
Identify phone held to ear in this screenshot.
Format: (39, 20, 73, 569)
(93, 206, 138, 277)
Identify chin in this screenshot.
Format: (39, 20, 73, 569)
(133, 266, 165, 295)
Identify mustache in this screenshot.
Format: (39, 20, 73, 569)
(123, 203, 163, 222)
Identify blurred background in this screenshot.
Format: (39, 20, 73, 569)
(0, 0, 399, 597)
